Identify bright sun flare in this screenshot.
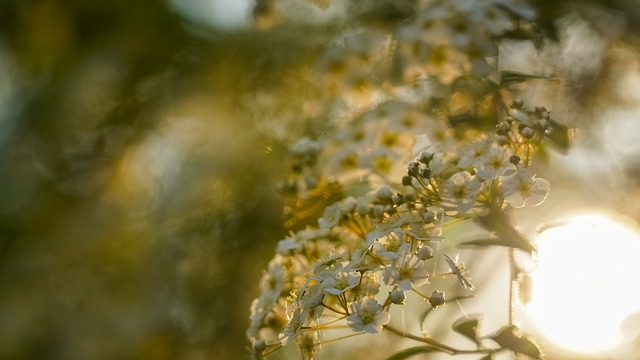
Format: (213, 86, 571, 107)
(525, 215, 640, 353)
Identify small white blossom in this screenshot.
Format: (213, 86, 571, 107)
(301, 283, 325, 310)
(321, 270, 360, 295)
(501, 167, 550, 208)
(373, 228, 410, 260)
(259, 262, 286, 301)
(276, 236, 302, 255)
(441, 171, 482, 212)
(475, 145, 516, 181)
(318, 197, 357, 228)
(280, 308, 308, 346)
(383, 254, 430, 291)
(347, 298, 390, 334)
(443, 254, 475, 290)
(458, 138, 492, 169)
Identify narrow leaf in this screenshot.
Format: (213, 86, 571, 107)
(457, 237, 503, 248)
(452, 315, 481, 343)
(500, 70, 554, 87)
(385, 346, 439, 360)
(488, 325, 544, 359)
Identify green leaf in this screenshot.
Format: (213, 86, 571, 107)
(385, 346, 440, 360)
(488, 325, 544, 359)
(500, 71, 555, 87)
(452, 315, 481, 343)
(458, 237, 503, 248)
(544, 118, 572, 153)
(475, 212, 536, 254)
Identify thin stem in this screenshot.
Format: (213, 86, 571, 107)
(261, 344, 283, 357)
(308, 315, 347, 329)
(322, 302, 347, 316)
(307, 324, 350, 330)
(317, 332, 364, 346)
(384, 325, 454, 354)
(384, 325, 497, 356)
(412, 288, 431, 300)
(508, 247, 515, 326)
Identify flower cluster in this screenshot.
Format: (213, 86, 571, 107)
(250, 0, 563, 358)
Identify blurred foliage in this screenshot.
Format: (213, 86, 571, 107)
(1, 0, 640, 359)
(0, 0, 336, 359)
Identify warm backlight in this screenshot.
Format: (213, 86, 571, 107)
(526, 215, 640, 353)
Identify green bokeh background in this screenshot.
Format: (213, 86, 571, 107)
(2, 1, 640, 359)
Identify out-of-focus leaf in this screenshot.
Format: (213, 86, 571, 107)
(500, 71, 555, 87)
(479, 354, 494, 360)
(476, 211, 536, 254)
(458, 233, 535, 253)
(544, 118, 572, 153)
(385, 346, 440, 360)
(488, 325, 544, 359)
(452, 315, 481, 343)
(457, 237, 503, 248)
(502, 27, 545, 50)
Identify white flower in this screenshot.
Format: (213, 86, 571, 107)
(383, 254, 430, 291)
(475, 145, 516, 181)
(443, 254, 475, 290)
(440, 171, 482, 212)
(259, 262, 286, 301)
(373, 228, 410, 260)
(458, 138, 492, 169)
(429, 152, 459, 177)
(301, 283, 325, 310)
(318, 197, 357, 228)
(280, 308, 307, 345)
(500, 167, 550, 208)
(276, 236, 302, 255)
(321, 270, 360, 295)
(347, 298, 390, 334)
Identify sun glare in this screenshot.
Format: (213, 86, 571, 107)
(525, 215, 640, 353)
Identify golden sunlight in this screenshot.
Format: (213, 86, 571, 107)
(525, 215, 640, 353)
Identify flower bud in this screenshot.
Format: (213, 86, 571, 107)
(509, 109, 528, 123)
(521, 127, 534, 139)
(390, 289, 406, 305)
(417, 245, 434, 260)
(419, 151, 434, 164)
(376, 186, 393, 202)
(496, 121, 511, 135)
(407, 161, 420, 177)
(421, 167, 432, 179)
(254, 339, 266, 353)
(511, 97, 524, 108)
(402, 176, 413, 186)
(373, 204, 386, 218)
(356, 202, 370, 216)
(422, 211, 436, 223)
(429, 290, 446, 309)
(509, 155, 520, 165)
(496, 135, 509, 146)
(537, 119, 549, 131)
